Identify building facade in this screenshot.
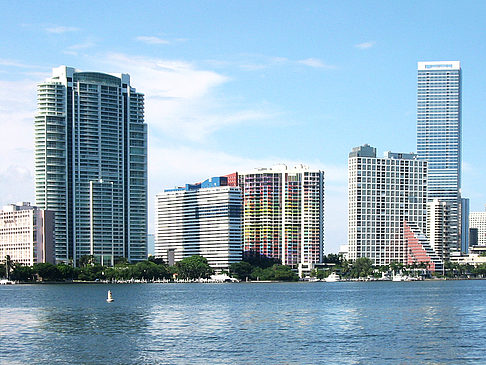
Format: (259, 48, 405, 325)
(417, 61, 462, 253)
(469, 211, 486, 246)
(155, 177, 242, 271)
(348, 145, 428, 266)
(238, 164, 325, 272)
(404, 221, 443, 272)
(461, 198, 470, 253)
(426, 199, 451, 260)
(35, 66, 147, 265)
(0, 202, 54, 266)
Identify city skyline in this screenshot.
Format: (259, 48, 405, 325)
(1, 2, 486, 254)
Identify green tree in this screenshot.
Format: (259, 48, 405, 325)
(114, 257, 130, 266)
(132, 261, 169, 280)
(250, 266, 265, 281)
(5, 255, 13, 280)
(175, 255, 214, 280)
(57, 263, 75, 280)
(33, 263, 61, 281)
(10, 264, 34, 282)
(323, 254, 343, 265)
(78, 255, 96, 268)
(148, 256, 166, 265)
(243, 252, 280, 268)
(229, 261, 253, 280)
(349, 257, 374, 278)
(77, 264, 105, 281)
(270, 265, 299, 281)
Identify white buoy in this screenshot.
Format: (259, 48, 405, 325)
(106, 290, 114, 302)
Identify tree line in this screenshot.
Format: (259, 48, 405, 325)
(310, 255, 486, 279)
(4, 253, 484, 283)
(229, 254, 299, 281)
(1, 255, 214, 282)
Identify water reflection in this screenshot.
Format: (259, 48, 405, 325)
(2, 281, 486, 364)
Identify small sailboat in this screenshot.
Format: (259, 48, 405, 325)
(106, 290, 114, 302)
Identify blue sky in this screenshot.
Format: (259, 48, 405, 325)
(0, 1, 485, 253)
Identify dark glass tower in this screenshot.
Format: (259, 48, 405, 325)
(417, 61, 461, 256)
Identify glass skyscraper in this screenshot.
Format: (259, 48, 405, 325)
(417, 61, 461, 254)
(35, 66, 147, 265)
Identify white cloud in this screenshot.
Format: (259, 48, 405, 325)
(355, 41, 376, 50)
(136, 36, 170, 45)
(44, 26, 80, 34)
(97, 53, 278, 141)
(68, 41, 95, 50)
(297, 58, 335, 69)
(0, 59, 39, 69)
(0, 79, 37, 206)
(63, 41, 96, 56)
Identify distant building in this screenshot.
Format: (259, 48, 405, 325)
(238, 164, 325, 275)
(469, 228, 478, 247)
(470, 211, 486, 246)
(155, 177, 242, 271)
(426, 199, 451, 260)
(338, 244, 349, 261)
(0, 202, 55, 266)
(223, 172, 239, 187)
(348, 144, 428, 266)
(461, 198, 470, 253)
(34, 66, 147, 266)
(417, 61, 462, 253)
(450, 245, 486, 266)
(404, 221, 443, 272)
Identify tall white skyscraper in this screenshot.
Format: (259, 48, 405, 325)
(348, 145, 428, 266)
(417, 61, 461, 253)
(35, 66, 147, 265)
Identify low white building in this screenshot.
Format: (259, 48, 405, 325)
(450, 246, 486, 266)
(470, 210, 486, 246)
(0, 202, 55, 266)
(155, 177, 242, 271)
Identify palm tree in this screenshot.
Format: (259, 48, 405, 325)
(5, 255, 13, 280)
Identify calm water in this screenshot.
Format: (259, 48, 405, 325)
(1, 281, 486, 364)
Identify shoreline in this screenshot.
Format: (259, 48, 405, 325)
(4, 277, 485, 285)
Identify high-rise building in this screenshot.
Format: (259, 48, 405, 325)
(238, 164, 324, 274)
(417, 61, 461, 253)
(35, 66, 147, 265)
(348, 145, 428, 266)
(469, 211, 486, 246)
(155, 177, 242, 271)
(426, 199, 451, 260)
(461, 198, 470, 253)
(0, 202, 55, 266)
(404, 221, 443, 272)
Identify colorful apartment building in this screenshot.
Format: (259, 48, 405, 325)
(238, 164, 324, 273)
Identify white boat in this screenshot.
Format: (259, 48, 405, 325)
(325, 272, 341, 282)
(0, 279, 15, 285)
(106, 290, 114, 302)
(392, 274, 411, 282)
